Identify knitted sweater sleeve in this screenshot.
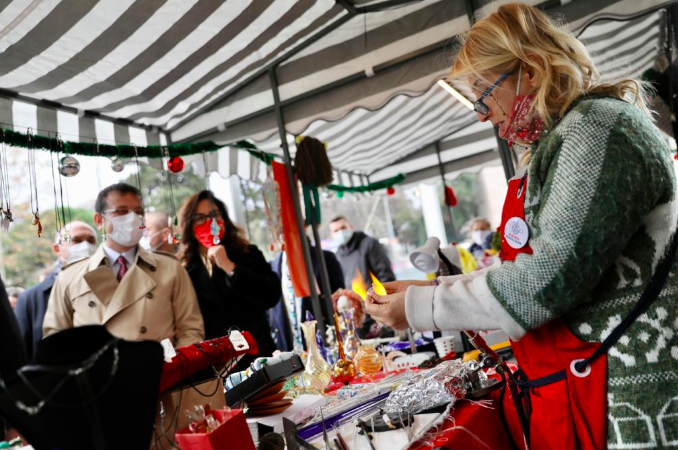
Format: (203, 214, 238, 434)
(405, 99, 673, 339)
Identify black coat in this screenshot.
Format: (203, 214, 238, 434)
(0, 276, 27, 440)
(14, 269, 57, 360)
(185, 243, 281, 358)
(267, 248, 345, 352)
(335, 231, 396, 289)
(0, 276, 26, 377)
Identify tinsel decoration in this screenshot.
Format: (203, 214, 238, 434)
(444, 185, 457, 207)
(328, 173, 405, 195)
(0, 127, 256, 159)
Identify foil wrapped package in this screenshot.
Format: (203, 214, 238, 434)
(384, 360, 467, 415)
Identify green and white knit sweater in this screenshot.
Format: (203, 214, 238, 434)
(406, 97, 678, 448)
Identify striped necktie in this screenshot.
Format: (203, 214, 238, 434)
(117, 255, 128, 282)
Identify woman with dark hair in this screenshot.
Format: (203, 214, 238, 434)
(179, 190, 281, 357)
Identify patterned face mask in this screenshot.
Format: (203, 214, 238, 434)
(499, 66, 544, 143)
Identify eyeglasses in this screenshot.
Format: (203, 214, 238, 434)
(191, 211, 222, 226)
(70, 236, 97, 245)
(473, 72, 511, 116)
(101, 207, 145, 217)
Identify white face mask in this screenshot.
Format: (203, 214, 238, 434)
(106, 212, 145, 247)
(64, 241, 97, 265)
(140, 229, 168, 251)
(472, 230, 492, 246)
(333, 229, 354, 246)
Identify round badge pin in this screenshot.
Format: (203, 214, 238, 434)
(504, 217, 529, 249)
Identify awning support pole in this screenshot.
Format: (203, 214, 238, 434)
(435, 140, 457, 241)
(269, 67, 327, 340)
(494, 128, 515, 181)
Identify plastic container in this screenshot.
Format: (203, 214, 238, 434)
(433, 336, 456, 358)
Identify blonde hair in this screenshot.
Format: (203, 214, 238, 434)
(451, 3, 653, 127)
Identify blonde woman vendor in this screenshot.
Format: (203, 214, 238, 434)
(366, 4, 678, 449)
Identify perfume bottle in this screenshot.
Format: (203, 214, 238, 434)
(341, 308, 361, 360)
(300, 320, 332, 391)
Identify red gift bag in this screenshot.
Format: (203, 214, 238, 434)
(175, 409, 255, 450)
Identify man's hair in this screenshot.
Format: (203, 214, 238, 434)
(95, 183, 142, 213)
(145, 211, 170, 229)
(330, 216, 347, 224)
(54, 221, 98, 244)
(6, 286, 24, 298)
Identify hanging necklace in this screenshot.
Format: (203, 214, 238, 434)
(26, 129, 42, 237)
(162, 146, 179, 244)
(0, 339, 120, 415)
(132, 144, 145, 230)
(50, 134, 70, 243)
(0, 129, 12, 231)
(201, 151, 221, 245)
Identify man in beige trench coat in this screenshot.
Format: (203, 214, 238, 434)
(43, 183, 204, 348)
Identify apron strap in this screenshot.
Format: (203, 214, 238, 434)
(574, 214, 678, 372)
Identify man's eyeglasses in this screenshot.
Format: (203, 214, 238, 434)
(473, 72, 510, 116)
(192, 211, 222, 226)
(101, 207, 145, 217)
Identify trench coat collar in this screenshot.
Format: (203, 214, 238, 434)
(84, 244, 158, 324)
(87, 244, 158, 272)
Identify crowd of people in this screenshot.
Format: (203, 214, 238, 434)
(2, 183, 399, 376)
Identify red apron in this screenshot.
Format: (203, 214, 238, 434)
(499, 174, 607, 450)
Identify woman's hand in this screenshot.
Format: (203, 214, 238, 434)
(365, 290, 409, 330)
(365, 280, 431, 304)
(331, 289, 366, 327)
(207, 245, 236, 273)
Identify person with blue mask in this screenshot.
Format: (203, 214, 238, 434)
(14, 221, 97, 360)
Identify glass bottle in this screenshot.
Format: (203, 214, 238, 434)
(300, 320, 332, 391)
(332, 313, 357, 384)
(341, 308, 361, 360)
(355, 345, 383, 380)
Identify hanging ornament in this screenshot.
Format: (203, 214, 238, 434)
(386, 186, 395, 196)
(111, 157, 125, 173)
(0, 130, 12, 232)
(674, 154, 678, 161)
(262, 164, 284, 253)
(26, 129, 41, 237)
(167, 156, 185, 173)
(210, 217, 221, 245)
(59, 155, 80, 177)
(52, 135, 73, 243)
(444, 185, 457, 207)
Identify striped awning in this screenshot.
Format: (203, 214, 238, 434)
(0, 0, 669, 183)
(251, 5, 666, 182)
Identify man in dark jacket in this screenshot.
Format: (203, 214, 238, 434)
(14, 221, 98, 360)
(329, 216, 396, 338)
(268, 245, 345, 352)
(329, 216, 395, 292)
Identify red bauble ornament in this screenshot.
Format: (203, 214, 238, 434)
(444, 185, 457, 207)
(674, 154, 678, 161)
(386, 186, 395, 196)
(167, 156, 185, 173)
